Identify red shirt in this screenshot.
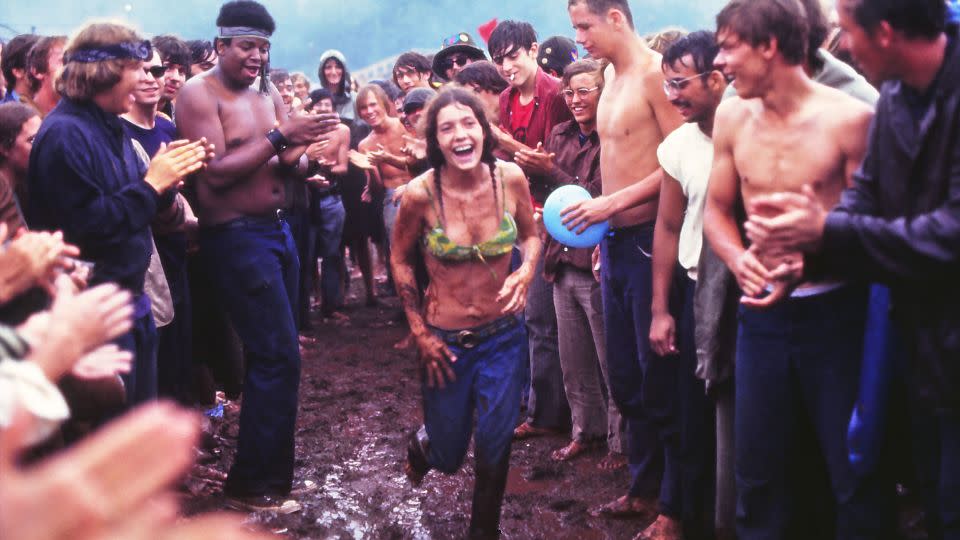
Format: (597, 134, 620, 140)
(509, 92, 536, 143)
(498, 69, 573, 204)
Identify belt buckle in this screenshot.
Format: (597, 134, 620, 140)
(275, 209, 283, 221)
(456, 330, 479, 349)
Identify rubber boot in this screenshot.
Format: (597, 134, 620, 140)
(468, 453, 511, 539)
(406, 426, 431, 485)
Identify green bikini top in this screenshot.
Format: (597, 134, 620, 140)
(422, 174, 518, 264)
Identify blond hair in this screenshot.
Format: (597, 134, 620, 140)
(645, 27, 688, 54)
(57, 22, 143, 101)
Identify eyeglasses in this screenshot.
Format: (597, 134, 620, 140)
(145, 65, 166, 78)
(442, 55, 470, 72)
(662, 72, 711, 96)
(561, 86, 600, 100)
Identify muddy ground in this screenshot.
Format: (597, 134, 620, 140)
(183, 277, 652, 539)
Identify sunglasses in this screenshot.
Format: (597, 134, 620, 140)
(145, 65, 166, 78)
(442, 55, 470, 72)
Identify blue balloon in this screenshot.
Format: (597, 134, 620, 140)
(542, 185, 610, 248)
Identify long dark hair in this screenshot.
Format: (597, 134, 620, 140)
(423, 88, 499, 222)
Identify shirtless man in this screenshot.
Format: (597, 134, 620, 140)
(565, 0, 684, 520)
(701, 0, 886, 536)
(354, 84, 414, 267)
(175, 0, 337, 511)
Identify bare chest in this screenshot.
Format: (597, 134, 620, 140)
(733, 118, 845, 197)
(597, 80, 656, 143)
(219, 93, 278, 151)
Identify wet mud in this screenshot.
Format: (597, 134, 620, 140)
(183, 281, 652, 539)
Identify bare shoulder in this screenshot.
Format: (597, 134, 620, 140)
(714, 97, 752, 139)
(402, 173, 435, 207)
(178, 73, 215, 105)
(335, 123, 351, 142)
(816, 84, 874, 131)
(498, 161, 527, 190)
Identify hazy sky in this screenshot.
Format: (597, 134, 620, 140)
(0, 0, 728, 80)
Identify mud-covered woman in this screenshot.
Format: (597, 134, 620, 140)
(390, 88, 540, 539)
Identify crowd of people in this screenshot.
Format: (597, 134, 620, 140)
(1, 0, 959, 538)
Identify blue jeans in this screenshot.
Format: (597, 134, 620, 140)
(284, 206, 312, 329)
(199, 217, 301, 496)
(657, 275, 715, 538)
(735, 285, 893, 540)
(116, 293, 158, 406)
(600, 223, 664, 499)
(912, 409, 960, 540)
(315, 193, 345, 314)
(422, 318, 525, 473)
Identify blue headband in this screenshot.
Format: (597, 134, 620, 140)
(65, 40, 152, 63)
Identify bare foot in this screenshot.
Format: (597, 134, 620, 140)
(633, 514, 682, 540)
(598, 451, 628, 471)
(589, 495, 657, 520)
(551, 439, 602, 461)
(513, 421, 559, 440)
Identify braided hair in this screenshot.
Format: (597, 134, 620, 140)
(423, 88, 500, 223)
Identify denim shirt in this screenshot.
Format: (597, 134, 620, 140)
(26, 98, 158, 293)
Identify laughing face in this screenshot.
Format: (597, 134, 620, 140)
(358, 92, 387, 127)
(435, 102, 484, 171)
(218, 37, 270, 87)
(662, 54, 715, 124)
(563, 72, 601, 125)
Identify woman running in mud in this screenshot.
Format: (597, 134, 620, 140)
(390, 88, 540, 539)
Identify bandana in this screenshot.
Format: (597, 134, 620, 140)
(65, 40, 152, 63)
(218, 26, 272, 40)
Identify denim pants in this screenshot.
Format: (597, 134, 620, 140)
(524, 255, 569, 429)
(600, 223, 664, 499)
(911, 409, 960, 540)
(285, 206, 312, 329)
(735, 285, 892, 540)
(422, 317, 525, 472)
(657, 275, 715, 538)
(553, 266, 623, 452)
(315, 193, 346, 315)
(117, 294, 158, 407)
(199, 217, 301, 496)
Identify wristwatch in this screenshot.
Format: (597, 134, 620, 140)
(266, 127, 290, 154)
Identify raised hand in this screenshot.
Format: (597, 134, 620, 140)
(145, 139, 208, 193)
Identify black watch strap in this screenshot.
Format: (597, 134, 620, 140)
(266, 128, 290, 154)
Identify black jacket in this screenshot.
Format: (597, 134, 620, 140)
(813, 29, 960, 411)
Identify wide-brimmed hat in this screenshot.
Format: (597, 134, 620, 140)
(432, 32, 487, 81)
